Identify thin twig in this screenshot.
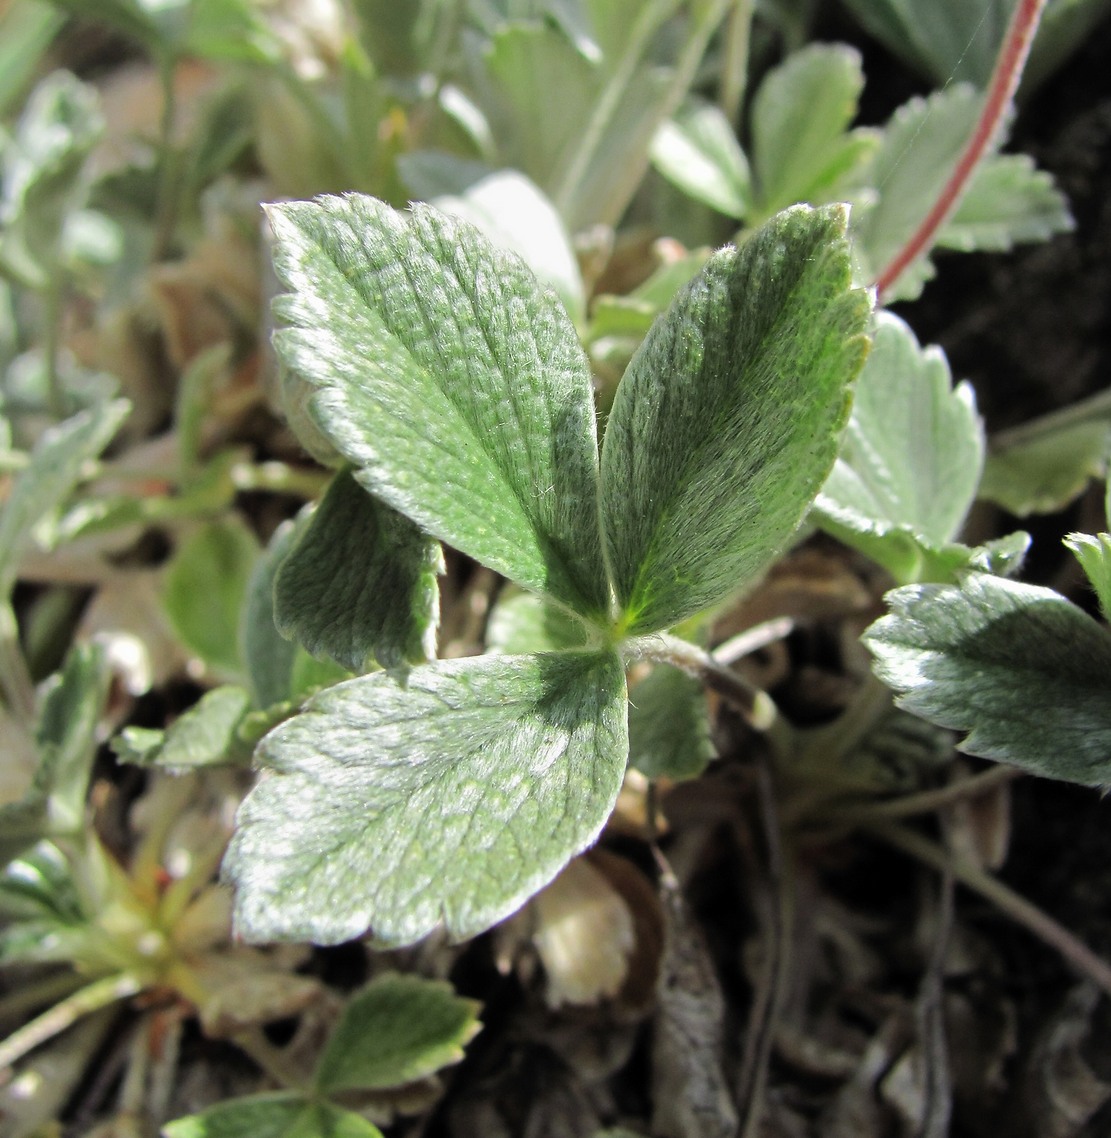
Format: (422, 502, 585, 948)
(824, 764, 1023, 826)
(718, 0, 755, 125)
(231, 1026, 309, 1092)
(712, 616, 794, 665)
(874, 0, 1049, 300)
(628, 631, 780, 733)
(989, 384, 1111, 452)
(868, 821, 1111, 999)
(736, 759, 792, 1137)
(916, 818, 954, 1138)
(0, 974, 141, 1072)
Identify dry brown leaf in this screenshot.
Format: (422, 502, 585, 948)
(1009, 983, 1111, 1138)
(79, 570, 187, 696)
(651, 873, 738, 1138)
(191, 951, 322, 1038)
(946, 762, 1013, 872)
(530, 856, 636, 1009)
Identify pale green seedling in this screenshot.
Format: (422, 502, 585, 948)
(223, 196, 871, 946)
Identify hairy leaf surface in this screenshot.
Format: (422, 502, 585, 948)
(485, 588, 590, 654)
(226, 651, 628, 946)
(865, 574, 1111, 787)
(852, 85, 1071, 300)
(600, 204, 870, 634)
(113, 685, 251, 771)
(267, 194, 609, 620)
(939, 153, 1073, 252)
(274, 469, 441, 674)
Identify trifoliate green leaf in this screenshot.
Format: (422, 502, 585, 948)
(650, 97, 751, 220)
(113, 685, 252, 771)
(163, 1094, 383, 1138)
(813, 312, 984, 583)
(314, 973, 481, 1093)
(628, 664, 714, 781)
(749, 43, 876, 218)
(1064, 532, 1111, 622)
(163, 517, 258, 681)
(865, 574, 1111, 787)
(266, 194, 610, 622)
(0, 398, 129, 598)
(225, 651, 628, 946)
(274, 469, 441, 675)
(600, 204, 871, 635)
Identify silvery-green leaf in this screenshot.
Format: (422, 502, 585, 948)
(0, 70, 103, 289)
(266, 194, 609, 621)
(274, 469, 441, 675)
(0, 642, 108, 863)
(980, 417, 1111, 516)
(813, 312, 984, 582)
(837, 0, 1011, 86)
(225, 651, 628, 946)
(600, 204, 871, 634)
(865, 574, 1111, 787)
(485, 20, 673, 230)
(429, 167, 586, 327)
(240, 519, 301, 710)
(851, 85, 982, 300)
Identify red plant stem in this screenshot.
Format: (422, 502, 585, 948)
(874, 0, 1049, 301)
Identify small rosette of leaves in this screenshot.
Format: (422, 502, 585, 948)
(227, 195, 870, 947)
